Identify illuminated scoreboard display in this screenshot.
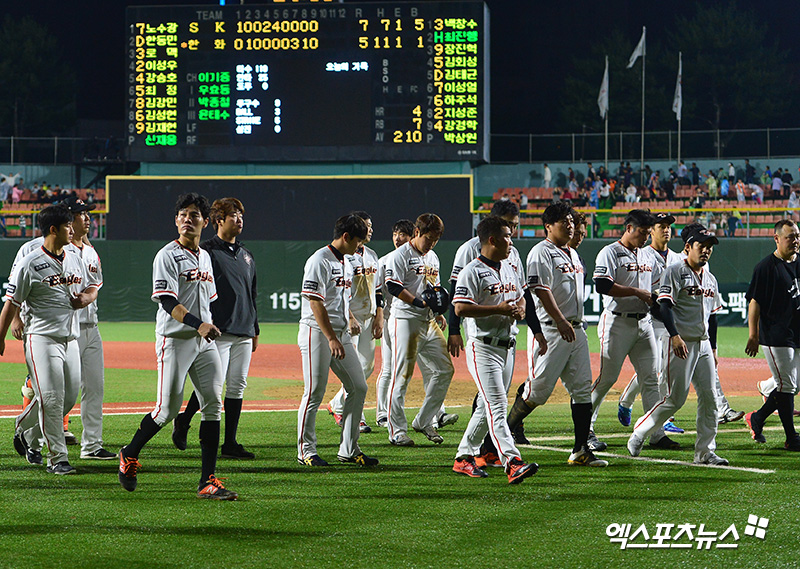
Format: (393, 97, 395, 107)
(125, 2, 489, 162)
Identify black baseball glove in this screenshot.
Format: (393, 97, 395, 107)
(420, 285, 451, 315)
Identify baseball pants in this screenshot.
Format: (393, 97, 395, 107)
(387, 316, 454, 441)
(16, 334, 81, 466)
(763, 346, 800, 395)
(216, 334, 253, 399)
(329, 313, 374, 418)
(619, 324, 670, 408)
(591, 311, 664, 441)
(78, 324, 105, 454)
(632, 338, 718, 461)
(151, 334, 223, 426)
(522, 323, 592, 406)
(297, 324, 367, 460)
(457, 339, 520, 466)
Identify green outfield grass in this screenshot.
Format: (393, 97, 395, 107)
(1, 399, 795, 569)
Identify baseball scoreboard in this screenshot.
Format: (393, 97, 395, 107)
(126, 2, 489, 162)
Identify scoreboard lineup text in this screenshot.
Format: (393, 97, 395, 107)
(126, 2, 489, 162)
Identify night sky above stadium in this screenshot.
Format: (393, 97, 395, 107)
(6, 0, 799, 135)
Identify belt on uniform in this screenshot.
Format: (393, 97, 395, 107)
(480, 336, 516, 349)
(611, 311, 648, 320)
(543, 320, 583, 328)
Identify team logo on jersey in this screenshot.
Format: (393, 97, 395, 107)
(181, 269, 213, 283)
(594, 265, 609, 276)
(172, 254, 189, 263)
(455, 286, 468, 297)
(303, 280, 319, 291)
(88, 263, 99, 274)
(385, 268, 394, 278)
(33, 262, 49, 271)
(624, 263, 652, 273)
(42, 273, 83, 287)
(331, 267, 343, 276)
(528, 275, 539, 285)
(335, 276, 352, 289)
(155, 279, 168, 290)
(353, 266, 377, 277)
(244, 252, 252, 266)
(409, 258, 420, 266)
(685, 285, 714, 298)
(660, 285, 672, 295)
(488, 282, 517, 295)
(414, 266, 439, 278)
(6, 284, 15, 294)
(478, 271, 492, 279)
(556, 262, 576, 274)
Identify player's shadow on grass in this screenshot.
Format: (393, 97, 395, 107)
(0, 523, 323, 538)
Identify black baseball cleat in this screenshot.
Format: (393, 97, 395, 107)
(745, 411, 766, 443)
(512, 422, 530, 445)
(453, 457, 489, 478)
(298, 454, 329, 467)
(14, 429, 42, 465)
(506, 458, 538, 484)
(338, 452, 379, 466)
(47, 461, 76, 475)
(220, 443, 255, 460)
(118, 446, 141, 491)
(172, 417, 190, 451)
(586, 430, 608, 452)
(785, 434, 800, 451)
(649, 436, 681, 450)
(197, 475, 238, 500)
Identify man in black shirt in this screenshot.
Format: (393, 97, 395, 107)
(745, 220, 800, 451)
(173, 197, 260, 459)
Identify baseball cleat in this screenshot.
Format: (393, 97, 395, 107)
(220, 443, 255, 460)
(617, 404, 632, 427)
(718, 409, 746, 424)
(506, 458, 538, 484)
(663, 421, 685, 434)
(118, 446, 141, 491)
(326, 404, 343, 427)
(586, 431, 607, 452)
(745, 411, 766, 443)
(359, 421, 372, 434)
(475, 451, 503, 468)
(649, 436, 681, 450)
(512, 422, 530, 445)
(197, 475, 238, 500)
(80, 448, 118, 460)
(694, 452, 729, 466)
(171, 417, 190, 451)
(390, 433, 415, 446)
(784, 434, 800, 451)
(13, 430, 27, 458)
(437, 413, 459, 428)
(453, 457, 489, 478)
(627, 433, 644, 457)
(375, 417, 388, 428)
(413, 425, 444, 444)
(47, 461, 76, 475)
(63, 430, 78, 446)
(298, 454, 329, 466)
(338, 452, 379, 466)
(568, 446, 608, 467)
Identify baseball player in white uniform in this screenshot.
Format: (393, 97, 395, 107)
(590, 209, 678, 452)
(327, 211, 382, 434)
(617, 213, 685, 434)
(172, 197, 260, 460)
(452, 216, 538, 483)
(628, 226, 728, 465)
(375, 219, 415, 427)
(384, 213, 455, 446)
(297, 214, 378, 467)
(118, 193, 238, 500)
(3, 204, 90, 474)
(506, 202, 608, 467)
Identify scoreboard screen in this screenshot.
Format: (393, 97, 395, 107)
(126, 2, 489, 163)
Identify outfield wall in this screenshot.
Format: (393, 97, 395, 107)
(0, 238, 768, 325)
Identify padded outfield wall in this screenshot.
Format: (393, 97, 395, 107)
(0, 237, 769, 325)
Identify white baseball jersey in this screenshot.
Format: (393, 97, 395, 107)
(593, 241, 654, 313)
(384, 242, 440, 320)
(66, 242, 103, 325)
(450, 236, 524, 283)
(453, 256, 525, 341)
(299, 244, 353, 332)
(151, 240, 217, 338)
(348, 245, 379, 319)
(640, 245, 683, 294)
(10, 237, 44, 280)
(5, 246, 85, 339)
(527, 239, 585, 323)
(658, 261, 722, 340)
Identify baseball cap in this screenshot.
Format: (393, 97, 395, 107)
(653, 212, 676, 225)
(59, 195, 96, 213)
(683, 226, 719, 246)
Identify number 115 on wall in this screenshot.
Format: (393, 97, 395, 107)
(269, 291, 301, 310)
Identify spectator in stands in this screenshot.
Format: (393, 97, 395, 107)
(589, 184, 599, 208)
(574, 188, 588, 207)
(772, 170, 784, 200)
(677, 161, 689, 185)
(551, 187, 562, 203)
(782, 167, 794, 198)
(598, 181, 612, 208)
(623, 161, 633, 187)
(786, 189, 799, 216)
(690, 162, 700, 186)
(735, 179, 746, 202)
(616, 162, 625, 184)
(568, 177, 579, 195)
(647, 171, 660, 197)
(727, 208, 742, 237)
(597, 165, 608, 183)
(720, 177, 730, 199)
(749, 183, 763, 205)
(664, 168, 677, 200)
(11, 184, 22, 204)
(643, 164, 653, 185)
(728, 162, 736, 184)
(745, 159, 756, 184)
(519, 191, 529, 210)
(611, 181, 625, 203)
(705, 171, 719, 198)
(690, 187, 707, 209)
(762, 165, 772, 186)
(625, 183, 638, 203)
(568, 167, 575, 184)
(587, 162, 596, 182)
(543, 163, 552, 188)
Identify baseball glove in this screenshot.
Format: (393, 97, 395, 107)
(421, 285, 451, 315)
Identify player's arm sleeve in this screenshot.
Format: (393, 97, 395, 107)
(448, 280, 461, 333)
(386, 281, 406, 298)
(159, 294, 180, 314)
(708, 313, 718, 350)
(594, 277, 613, 295)
(592, 248, 615, 294)
(524, 289, 542, 334)
(151, 250, 179, 303)
(659, 298, 680, 338)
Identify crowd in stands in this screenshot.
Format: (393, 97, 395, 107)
(0, 174, 102, 208)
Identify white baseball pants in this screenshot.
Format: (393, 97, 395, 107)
(328, 313, 374, 419)
(216, 334, 253, 399)
(523, 323, 592, 406)
(619, 323, 670, 408)
(763, 346, 800, 395)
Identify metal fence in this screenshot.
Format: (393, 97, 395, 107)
(490, 128, 800, 164)
(0, 137, 125, 165)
